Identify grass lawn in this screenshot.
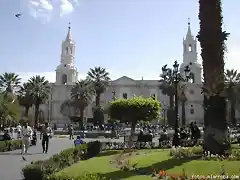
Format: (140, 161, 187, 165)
(57, 148, 240, 180)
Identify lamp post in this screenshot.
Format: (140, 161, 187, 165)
(112, 90, 116, 100)
(161, 61, 190, 146)
(162, 104, 167, 126)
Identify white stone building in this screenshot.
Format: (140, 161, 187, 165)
(28, 22, 205, 126)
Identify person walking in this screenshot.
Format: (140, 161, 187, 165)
(16, 123, 22, 139)
(40, 122, 52, 154)
(21, 122, 33, 155)
(68, 125, 74, 140)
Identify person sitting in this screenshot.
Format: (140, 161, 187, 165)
(74, 136, 85, 146)
(3, 130, 11, 141)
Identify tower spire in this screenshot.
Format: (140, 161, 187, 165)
(66, 22, 72, 41)
(186, 18, 192, 38)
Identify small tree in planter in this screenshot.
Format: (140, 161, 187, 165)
(108, 96, 161, 139)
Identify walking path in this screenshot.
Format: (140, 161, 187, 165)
(0, 138, 73, 180)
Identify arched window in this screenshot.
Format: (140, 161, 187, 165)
(65, 47, 68, 54)
(190, 105, 194, 114)
(62, 74, 67, 85)
(188, 44, 192, 52)
(122, 93, 127, 99)
(189, 72, 195, 83)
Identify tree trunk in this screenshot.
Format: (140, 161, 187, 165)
(181, 101, 186, 126)
(129, 121, 137, 148)
(79, 109, 84, 130)
(230, 100, 236, 125)
(34, 104, 40, 127)
(169, 95, 174, 109)
(24, 106, 29, 117)
(95, 93, 101, 106)
(204, 95, 230, 155)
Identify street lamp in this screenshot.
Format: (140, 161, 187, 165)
(161, 61, 191, 146)
(112, 90, 116, 100)
(162, 104, 167, 126)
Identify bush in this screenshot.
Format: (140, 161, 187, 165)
(0, 140, 22, 152)
(169, 146, 240, 161)
(22, 144, 88, 180)
(47, 173, 109, 180)
(87, 141, 101, 158)
(169, 146, 203, 159)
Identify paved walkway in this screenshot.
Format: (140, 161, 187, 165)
(0, 138, 73, 180)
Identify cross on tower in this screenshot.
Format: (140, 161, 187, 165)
(68, 22, 71, 30)
(188, 18, 190, 26)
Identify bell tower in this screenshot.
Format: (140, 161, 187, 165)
(183, 18, 197, 64)
(180, 19, 201, 84)
(56, 23, 78, 85)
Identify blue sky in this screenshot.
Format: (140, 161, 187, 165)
(0, 0, 239, 82)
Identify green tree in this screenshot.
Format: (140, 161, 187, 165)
(87, 67, 110, 126)
(70, 80, 94, 129)
(0, 93, 21, 125)
(18, 83, 33, 117)
(87, 67, 110, 106)
(26, 75, 50, 126)
(225, 69, 240, 125)
(197, 0, 230, 154)
(108, 96, 161, 135)
(0, 72, 21, 94)
(0, 73, 21, 104)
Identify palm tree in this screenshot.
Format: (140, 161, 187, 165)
(0, 73, 21, 103)
(18, 83, 33, 117)
(0, 73, 21, 93)
(159, 69, 175, 126)
(26, 76, 50, 126)
(71, 80, 94, 129)
(225, 69, 240, 125)
(87, 67, 110, 126)
(87, 67, 110, 106)
(197, 0, 230, 154)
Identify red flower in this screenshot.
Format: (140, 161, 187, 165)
(152, 167, 156, 173)
(159, 170, 166, 177)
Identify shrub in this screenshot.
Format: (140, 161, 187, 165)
(87, 141, 101, 158)
(169, 146, 203, 158)
(47, 173, 109, 180)
(0, 140, 22, 152)
(22, 144, 88, 180)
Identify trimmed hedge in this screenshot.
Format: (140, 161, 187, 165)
(0, 140, 22, 152)
(22, 141, 102, 180)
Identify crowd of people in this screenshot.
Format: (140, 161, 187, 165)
(1, 122, 53, 155)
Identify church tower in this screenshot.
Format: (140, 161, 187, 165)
(180, 19, 201, 84)
(55, 23, 78, 85)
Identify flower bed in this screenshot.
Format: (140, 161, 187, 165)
(22, 141, 102, 180)
(0, 140, 22, 152)
(170, 146, 240, 161)
(47, 173, 108, 180)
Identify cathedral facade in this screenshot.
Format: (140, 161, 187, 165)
(28, 22, 205, 127)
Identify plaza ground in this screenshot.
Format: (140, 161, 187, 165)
(57, 148, 240, 180)
(0, 138, 73, 180)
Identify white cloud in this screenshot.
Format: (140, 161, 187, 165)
(26, 0, 80, 22)
(225, 43, 240, 71)
(60, 0, 74, 17)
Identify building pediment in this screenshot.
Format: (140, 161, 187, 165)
(111, 76, 136, 86)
